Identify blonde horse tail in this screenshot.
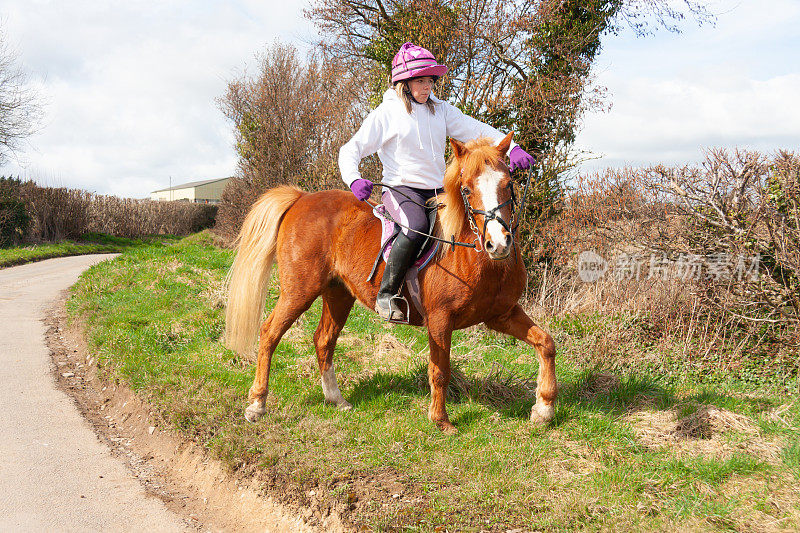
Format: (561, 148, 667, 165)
(224, 185, 305, 356)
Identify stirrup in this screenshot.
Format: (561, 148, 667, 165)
(376, 294, 411, 324)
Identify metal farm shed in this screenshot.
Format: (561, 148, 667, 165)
(150, 177, 231, 204)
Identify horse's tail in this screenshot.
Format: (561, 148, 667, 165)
(224, 185, 305, 356)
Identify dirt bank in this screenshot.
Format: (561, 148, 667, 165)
(46, 294, 345, 533)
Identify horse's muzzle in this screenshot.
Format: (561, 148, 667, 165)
(485, 232, 512, 260)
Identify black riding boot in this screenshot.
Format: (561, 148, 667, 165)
(375, 232, 419, 322)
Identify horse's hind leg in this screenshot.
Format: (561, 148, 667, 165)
(486, 304, 557, 424)
(314, 284, 355, 410)
(245, 292, 317, 422)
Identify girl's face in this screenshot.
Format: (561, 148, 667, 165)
(409, 76, 434, 103)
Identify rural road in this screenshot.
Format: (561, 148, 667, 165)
(0, 255, 188, 532)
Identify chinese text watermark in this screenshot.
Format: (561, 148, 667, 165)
(577, 251, 760, 283)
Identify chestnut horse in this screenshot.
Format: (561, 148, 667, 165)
(224, 133, 557, 433)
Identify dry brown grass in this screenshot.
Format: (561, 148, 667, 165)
(523, 152, 800, 382)
(374, 333, 416, 361)
(410, 357, 536, 407)
(198, 281, 227, 311)
(342, 333, 421, 377)
(282, 315, 310, 346)
(626, 404, 783, 462)
(765, 403, 799, 431)
(578, 372, 620, 400)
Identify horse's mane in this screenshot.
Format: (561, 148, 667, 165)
(436, 137, 504, 246)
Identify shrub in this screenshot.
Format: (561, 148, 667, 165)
(216, 41, 366, 242)
(17, 182, 217, 242)
(23, 184, 92, 241)
(214, 177, 258, 243)
(0, 176, 30, 247)
(642, 149, 799, 333)
(88, 195, 217, 238)
(525, 149, 799, 383)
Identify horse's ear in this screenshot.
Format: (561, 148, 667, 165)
(450, 138, 467, 160)
(496, 131, 514, 156)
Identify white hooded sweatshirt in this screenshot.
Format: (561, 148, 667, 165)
(339, 88, 517, 190)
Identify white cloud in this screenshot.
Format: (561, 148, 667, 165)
(1, 0, 315, 198)
(578, 73, 800, 166)
(575, 0, 800, 172)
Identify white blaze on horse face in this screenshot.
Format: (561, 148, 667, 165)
(476, 168, 509, 248)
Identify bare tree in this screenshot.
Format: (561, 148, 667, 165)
(215, 41, 369, 240)
(218, 42, 366, 192)
(0, 28, 41, 166)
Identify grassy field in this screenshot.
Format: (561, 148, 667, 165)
(0, 233, 175, 268)
(67, 232, 800, 531)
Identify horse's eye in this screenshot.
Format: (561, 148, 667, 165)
(462, 187, 472, 195)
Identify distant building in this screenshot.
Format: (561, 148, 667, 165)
(150, 177, 231, 204)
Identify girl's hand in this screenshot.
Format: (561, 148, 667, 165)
(509, 146, 536, 172)
(350, 178, 374, 200)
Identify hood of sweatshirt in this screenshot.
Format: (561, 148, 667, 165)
(382, 88, 441, 157)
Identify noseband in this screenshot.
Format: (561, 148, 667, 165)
(460, 182, 517, 252)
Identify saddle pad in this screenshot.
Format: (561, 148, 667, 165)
(373, 204, 438, 270)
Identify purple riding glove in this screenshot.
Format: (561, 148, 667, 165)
(350, 178, 373, 201)
(509, 146, 536, 172)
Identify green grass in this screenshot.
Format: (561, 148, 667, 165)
(0, 233, 176, 268)
(67, 233, 800, 531)
(784, 440, 800, 478)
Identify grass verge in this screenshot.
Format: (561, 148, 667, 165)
(68, 232, 800, 531)
(0, 233, 180, 269)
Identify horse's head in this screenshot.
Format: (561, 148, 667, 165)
(442, 132, 516, 260)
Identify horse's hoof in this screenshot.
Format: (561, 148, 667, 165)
(436, 420, 458, 435)
(244, 400, 267, 423)
(530, 402, 554, 425)
(337, 400, 353, 411)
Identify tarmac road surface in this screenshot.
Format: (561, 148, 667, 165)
(0, 255, 188, 532)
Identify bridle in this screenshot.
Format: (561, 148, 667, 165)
(460, 181, 517, 253)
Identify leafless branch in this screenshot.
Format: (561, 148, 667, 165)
(0, 28, 42, 166)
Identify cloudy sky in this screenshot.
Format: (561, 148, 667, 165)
(576, 0, 800, 171)
(1, 0, 798, 198)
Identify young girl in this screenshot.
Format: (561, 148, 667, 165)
(339, 42, 536, 322)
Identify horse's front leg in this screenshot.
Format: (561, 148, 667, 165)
(486, 304, 557, 424)
(427, 314, 457, 434)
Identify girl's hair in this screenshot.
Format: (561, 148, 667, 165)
(394, 79, 437, 115)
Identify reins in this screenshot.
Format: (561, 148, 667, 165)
(513, 166, 535, 235)
(367, 166, 535, 253)
(367, 187, 477, 250)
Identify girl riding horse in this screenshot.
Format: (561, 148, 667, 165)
(339, 42, 536, 322)
(225, 43, 557, 433)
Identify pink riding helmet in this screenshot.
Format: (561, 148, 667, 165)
(391, 42, 448, 85)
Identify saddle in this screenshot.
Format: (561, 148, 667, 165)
(367, 204, 439, 323)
